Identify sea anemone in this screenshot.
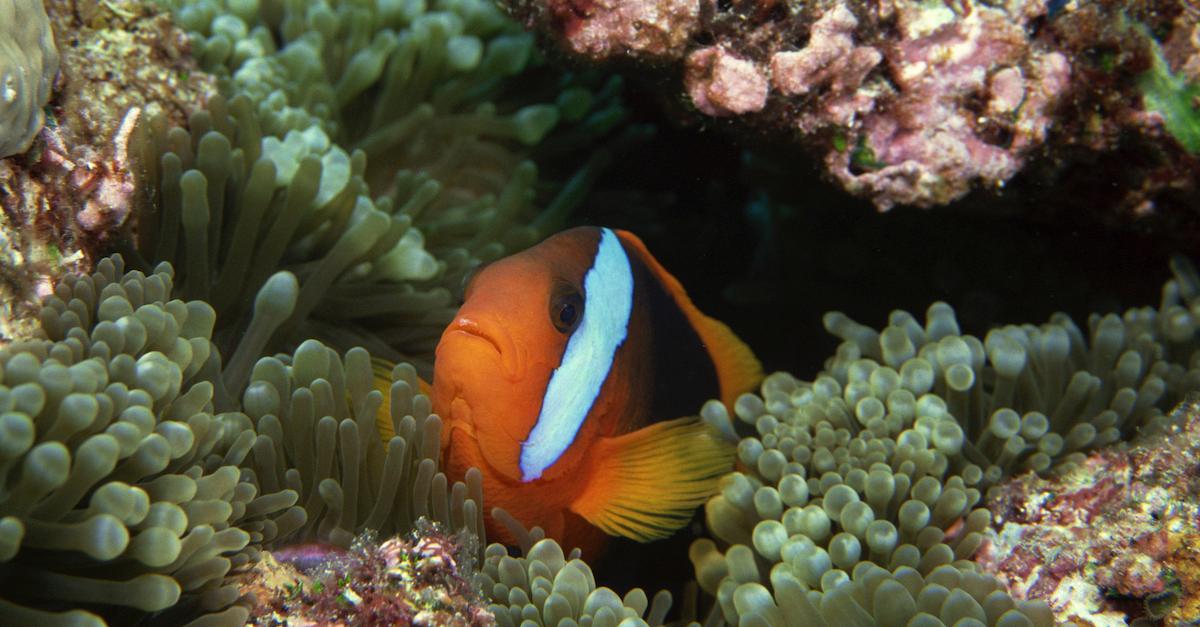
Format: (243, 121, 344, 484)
(0, 255, 300, 626)
(0, 251, 492, 625)
(689, 257, 1200, 625)
(233, 336, 487, 550)
(137, 0, 630, 375)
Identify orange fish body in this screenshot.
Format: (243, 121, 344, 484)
(395, 227, 762, 557)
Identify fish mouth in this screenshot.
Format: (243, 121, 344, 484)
(451, 318, 503, 355)
(443, 316, 520, 379)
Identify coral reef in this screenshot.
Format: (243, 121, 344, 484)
(687, 256, 1200, 624)
(244, 514, 676, 627)
(1038, 4, 1199, 228)
(979, 399, 1200, 624)
(504, 0, 1200, 216)
(244, 524, 491, 626)
(542, 0, 698, 59)
(1143, 27, 1200, 154)
(1164, 4, 1200, 84)
(35, 0, 218, 242)
(0, 0, 216, 344)
(823, 4, 1069, 210)
(0, 0, 59, 158)
(138, 0, 630, 372)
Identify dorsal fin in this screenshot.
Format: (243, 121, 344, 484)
(615, 230, 763, 406)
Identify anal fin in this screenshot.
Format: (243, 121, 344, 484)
(569, 417, 735, 542)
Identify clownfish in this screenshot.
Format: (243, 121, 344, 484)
(382, 227, 762, 556)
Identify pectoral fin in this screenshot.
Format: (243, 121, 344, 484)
(569, 416, 735, 542)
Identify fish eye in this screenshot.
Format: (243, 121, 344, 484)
(550, 286, 584, 334)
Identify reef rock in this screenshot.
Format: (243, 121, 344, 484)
(0, 0, 59, 158)
(979, 399, 1200, 625)
(505, 0, 1200, 215)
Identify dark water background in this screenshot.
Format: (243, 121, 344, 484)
(564, 82, 1186, 381)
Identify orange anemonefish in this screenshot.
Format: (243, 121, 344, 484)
(381, 226, 762, 557)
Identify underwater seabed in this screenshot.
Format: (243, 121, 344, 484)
(1, 0, 1200, 625)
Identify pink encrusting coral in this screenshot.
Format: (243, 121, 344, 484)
(544, 0, 699, 59)
(685, 46, 769, 117)
(767, 5, 881, 131)
(828, 4, 1073, 209)
(975, 401, 1200, 625)
(503, 0, 1199, 213)
(0, 0, 216, 343)
(243, 524, 494, 626)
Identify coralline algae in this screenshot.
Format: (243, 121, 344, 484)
(503, 0, 1200, 216)
(980, 400, 1200, 624)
